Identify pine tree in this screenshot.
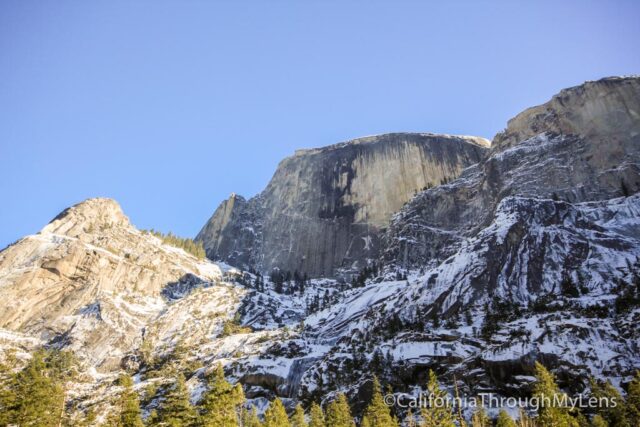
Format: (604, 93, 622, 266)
(420, 370, 455, 427)
(264, 398, 290, 427)
(575, 412, 590, 427)
(621, 179, 630, 197)
(309, 402, 326, 427)
(0, 355, 16, 426)
(5, 350, 65, 426)
(362, 376, 397, 427)
(532, 362, 579, 427)
(470, 407, 490, 427)
(495, 410, 517, 427)
(155, 372, 198, 426)
(325, 393, 354, 427)
(453, 376, 466, 427)
(240, 406, 262, 427)
(561, 276, 580, 298)
(200, 364, 244, 426)
(117, 373, 145, 427)
(626, 370, 640, 426)
(589, 378, 629, 427)
(591, 415, 608, 427)
(291, 403, 309, 427)
(517, 407, 536, 427)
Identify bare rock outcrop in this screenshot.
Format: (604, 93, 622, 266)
(0, 198, 224, 369)
(197, 133, 489, 277)
(384, 76, 640, 268)
(0, 77, 638, 420)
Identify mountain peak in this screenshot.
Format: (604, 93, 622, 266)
(492, 75, 640, 152)
(292, 132, 490, 158)
(198, 132, 489, 276)
(41, 197, 130, 237)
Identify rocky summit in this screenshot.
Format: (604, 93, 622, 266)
(0, 76, 639, 425)
(196, 133, 489, 277)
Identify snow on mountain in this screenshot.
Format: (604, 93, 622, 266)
(0, 77, 639, 421)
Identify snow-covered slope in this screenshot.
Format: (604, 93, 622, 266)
(0, 77, 639, 421)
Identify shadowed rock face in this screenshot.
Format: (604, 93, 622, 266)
(196, 133, 490, 277)
(0, 77, 639, 419)
(384, 76, 640, 269)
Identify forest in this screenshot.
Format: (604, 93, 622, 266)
(0, 347, 638, 427)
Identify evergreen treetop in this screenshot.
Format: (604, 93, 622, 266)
(200, 363, 244, 427)
(117, 373, 145, 427)
(495, 409, 517, 427)
(291, 403, 309, 427)
(325, 393, 354, 427)
(420, 370, 455, 427)
(264, 398, 291, 427)
(154, 372, 198, 427)
(361, 376, 397, 427)
(532, 362, 579, 427)
(309, 402, 326, 427)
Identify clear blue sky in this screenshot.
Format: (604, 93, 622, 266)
(1, 1, 639, 248)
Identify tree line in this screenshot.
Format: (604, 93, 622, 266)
(143, 229, 207, 260)
(1, 347, 639, 427)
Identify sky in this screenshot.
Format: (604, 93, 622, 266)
(1, 1, 639, 248)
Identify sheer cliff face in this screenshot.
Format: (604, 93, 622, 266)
(0, 77, 639, 419)
(385, 76, 640, 273)
(196, 133, 490, 276)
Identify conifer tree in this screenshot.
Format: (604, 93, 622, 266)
(325, 393, 354, 427)
(291, 403, 309, 427)
(517, 407, 536, 427)
(532, 362, 579, 427)
(0, 350, 80, 426)
(155, 372, 198, 426)
(117, 373, 145, 427)
(626, 370, 640, 426)
(575, 412, 589, 427)
(589, 378, 629, 427)
(240, 406, 262, 427)
(591, 415, 608, 427)
(495, 410, 517, 427)
(8, 350, 65, 426)
(420, 370, 455, 427)
(200, 363, 244, 426)
(264, 398, 291, 427)
(0, 355, 16, 426)
(309, 402, 326, 427)
(470, 407, 490, 427)
(453, 376, 466, 427)
(362, 376, 397, 427)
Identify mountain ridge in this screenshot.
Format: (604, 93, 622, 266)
(196, 132, 490, 277)
(0, 76, 639, 424)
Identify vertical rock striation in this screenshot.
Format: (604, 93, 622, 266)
(384, 76, 640, 268)
(196, 133, 490, 276)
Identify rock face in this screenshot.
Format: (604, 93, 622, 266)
(0, 198, 227, 369)
(492, 77, 640, 153)
(340, 76, 640, 393)
(384, 76, 640, 269)
(0, 77, 639, 422)
(197, 133, 489, 277)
